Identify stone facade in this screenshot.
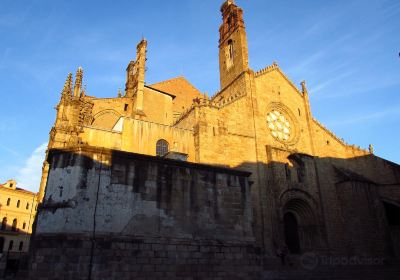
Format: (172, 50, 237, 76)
(0, 180, 38, 276)
(29, 0, 400, 279)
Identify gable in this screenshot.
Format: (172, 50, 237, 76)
(150, 76, 203, 114)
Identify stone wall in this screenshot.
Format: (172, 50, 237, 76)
(28, 234, 261, 280)
(26, 146, 262, 279)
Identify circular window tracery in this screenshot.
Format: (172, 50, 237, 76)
(267, 110, 291, 141)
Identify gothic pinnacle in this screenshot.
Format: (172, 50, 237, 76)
(73, 66, 83, 97)
(61, 73, 73, 97)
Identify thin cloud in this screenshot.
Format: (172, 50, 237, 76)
(327, 105, 400, 127)
(0, 143, 21, 158)
(309, 70, 356, 94)
(15, 142, 47, 193)
(315, 77, 400, 99)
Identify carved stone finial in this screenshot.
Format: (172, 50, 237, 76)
(118, 88, 122, 98)
(369, 144, 374, 154)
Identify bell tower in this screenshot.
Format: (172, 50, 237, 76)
(218, 0, 249, 89)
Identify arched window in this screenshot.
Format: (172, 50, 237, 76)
(16, 200, 20, 208)
(6, 198, 10, 206)
(1, 218, 7, 230)
(19, 241, 23, 251)
(156, 139, 169, 157)
(11, 219, 17, 232)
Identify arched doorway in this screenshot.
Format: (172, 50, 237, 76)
(383, 201, 400, 257)
(282, 197, 319, 253)
(284, 212, 300, 254)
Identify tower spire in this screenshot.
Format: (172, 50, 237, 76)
(73, 67, 83, 97)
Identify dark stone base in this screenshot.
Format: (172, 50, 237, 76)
(25, 234, 262, 280)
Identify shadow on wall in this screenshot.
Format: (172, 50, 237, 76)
(21, 147, 400, 279)
(34, 147, 400, 258)
(0, 219, 31, 278)
(233, 153, 400, 259)
(37, 147, 254, 243)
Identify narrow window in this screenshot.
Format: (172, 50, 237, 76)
(228, 39, 234, 60)
(19, 241, 23, 251)
(6, 198, 10, 206)
(11, 219, 17, 231)
(26, 203, 29, 210)
(1, 218, 7, 230)
(124, 104, 128, 111)
(156, 139, 169, 157)
(17, 200, 20, 208)
(0, 237, 4, 252)
(22, 222, 26, 230)
(298, 108, 301, 116)
(8, 240, 13, 251)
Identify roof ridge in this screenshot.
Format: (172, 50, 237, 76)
(149, 76, 186, 87)
(254, 62, 302, 95)
(149, 76, 203, 96)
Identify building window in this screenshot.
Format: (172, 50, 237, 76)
(17, 200, 20, 208)
(156, 139, 169, 157)
(0, 237, 4, 253)
(8, 240, 13, 251)
(6, 198, 10, 206)
(11, 219, 17, 232)
(1, 218, 7, 230)
(228, 39, 234, 60)
(26, 203, 29, 210)
(22, 222, 26, 230)
(19, 241, 23, 251)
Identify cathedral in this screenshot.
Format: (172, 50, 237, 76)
(27, 1, 400, 279)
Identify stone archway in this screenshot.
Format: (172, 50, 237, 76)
(282, 197, 318, 254)
(91, 109, 121, 130)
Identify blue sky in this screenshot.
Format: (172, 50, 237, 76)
(0, 0, 399, 192)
